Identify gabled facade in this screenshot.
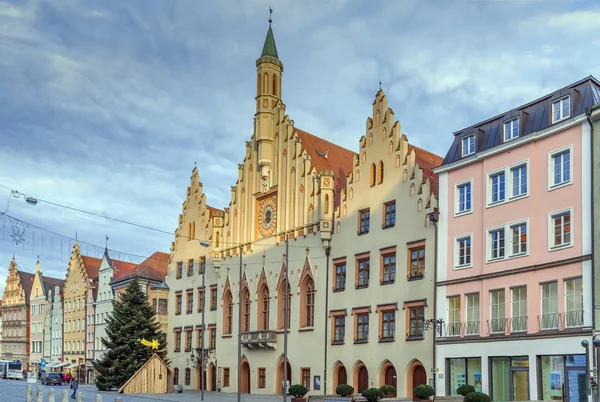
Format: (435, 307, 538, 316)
(328, 89, 441, 398)
(433, 76, 600, 400)
(43, 290, 53, 363)
(85, 280, 97, 383)
(50, 286, 64, 364)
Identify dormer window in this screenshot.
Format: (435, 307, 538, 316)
(552, 96, 570, 123)
(461, 134, 475, 157)
(503, 117, 519, 142)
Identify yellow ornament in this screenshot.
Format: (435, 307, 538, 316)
(140, 338, 160, 350)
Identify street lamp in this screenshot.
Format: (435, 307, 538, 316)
(198, 240, 209, 401)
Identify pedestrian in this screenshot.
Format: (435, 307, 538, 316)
(70, 378, 78, 399)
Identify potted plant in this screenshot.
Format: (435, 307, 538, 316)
(379, 384, 396, 398)
(336, 384, 354, 397)
(288, 384, 309, 401)
(413, 384, 435, 400)
(464, 392, 491, 402)
(456, 384, 475, 397)
(362, 387, 384, 402)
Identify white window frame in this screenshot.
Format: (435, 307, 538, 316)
(548, 207, 574, 251)
(503, 117, 519, 142)
(461, 134, 475, 157)
(454, 233, 473, 270)
(486, 219, 529, 263)
(486, 160, 530, 208)
(540, 281, 559, 330)
(552, 95, 571, 124)
(489, 288, 506, 334)
(564, 277, 583, 328)
(454, 179, 473, 217)
(465, 292, 480, 335)
(447, 295, 461, 336)
(548, 145, 573, 190)
(511, 286, 528, 332)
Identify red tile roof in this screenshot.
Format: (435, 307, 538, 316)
(294, 128, 357, 206)
(110, 259, 138, 281)
(207, 206, 223, 217)
(81, 256, 102, 280)
(114, 251, 169, 282)
(408, 144, 443, 197)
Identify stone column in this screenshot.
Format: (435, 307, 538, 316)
(48, 388, 55, 402)
(25, 385, 32, 402)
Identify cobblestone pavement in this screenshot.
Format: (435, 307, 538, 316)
(0, 379, 285, 402)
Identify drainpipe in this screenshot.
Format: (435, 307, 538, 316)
(587, 107, 597, 398)
(429, 209, 440, 399)
(323, 245, 331, 396)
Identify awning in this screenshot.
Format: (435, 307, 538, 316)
(45, 363, 58, 368)
(52, 362, 69, 368)
(67, 364, 78, 369)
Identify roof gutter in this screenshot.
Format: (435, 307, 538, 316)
(587, 105, 599, 334)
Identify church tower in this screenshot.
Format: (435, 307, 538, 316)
(255, 9, 283, 193)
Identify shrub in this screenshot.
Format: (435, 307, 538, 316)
(336, 384, 354, 396)
(379, 384, 396, 396)
(464, 392, 491, 402)
(362, 387, 384, 402)
(288, 384, 309, 398)
(413, 384, 435, 400)
(456, 384, 476, 396)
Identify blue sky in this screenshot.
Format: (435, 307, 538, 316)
(1, 0, 599, 294)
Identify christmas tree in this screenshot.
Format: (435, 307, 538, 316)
(93, 277, 169, 391)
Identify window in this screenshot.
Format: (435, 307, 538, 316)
(186, 291, 193, 314)
(510, 222, 527, 256)
(210, 286, 217, 310)
(175, 293, 182, 315)
(209, 326, 216, 349)
(196, 328, 202, 349)
(173, 330, 181, 352)
(173, 368, 179, 385)
(490, 356, 529, 401)
(334, 261, 346, 291)
(358, 209, 370, 234)
(539, 354, 587, 401)
(301, 368, 311, 390)
(223, 291, 233, 335)
(552, 96, 570, 123)
(466, 293, 480, 335)
(158, 299, 168, 315)
(259, 285, 270, 331)
(333, 314, 345, 343)
(223, 368, 230, 387)
(549, 209, 572, 249)
(187, 259, 194, 277)
(461, 134, 475, 157)
(455, 181, 472, 215)
(184, 368, 191, 385)
(197, 289, 203, 313)
(199, 256, 206, 274)
(242, 289, 250, 332)
(455, 235, 472, 268)
(447, 296, 461, 336)
(380, 309, 395, 341)
(185, 328, 192, 351)
(549, 147, 571, 188)
(383, 200, 396, 228)
(488, 228, 505, 261)
(356, 257, 370, 288)
(447, 358, 482, 396)
(565, 277, 583, 327)
(370, 163, 376, 186)
(176, 262, 183, 279)
(356, 313, 369, 342)
(377, 161, 384, 184)
(381, 251, 396, 284)
(489, 171, 506, 204)
(303, 279, 315, 327)
(408, 305, 424, 339)
(258, 368, 266, 388)
(278, 281, 292, 330)
(511, 286, 527, 332)
(408, 242, 425, 279)
(490, 289, 505, 333)
(503, 117, 519, 141)
(511, 163, 528, 198)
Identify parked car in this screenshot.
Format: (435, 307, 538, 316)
(41, 373, 63, 385)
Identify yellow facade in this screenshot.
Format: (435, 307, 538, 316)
(166, 21, 441, 398)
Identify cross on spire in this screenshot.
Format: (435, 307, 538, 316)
(379, 81, 382, 90)
(269, 6, 273, 24)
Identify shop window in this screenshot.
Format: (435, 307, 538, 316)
(490, 356, 529, 401)
(538, 354, 587, 402)
(446, 358, 482, 396)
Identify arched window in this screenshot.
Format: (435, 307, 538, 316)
(417, 198, 423, 212)
(257, 73, 261, 94)
(187, 223, 191, 240)
(272, 74, 277, 96)
(259, 285, 270, 330)
(263, 73, 268, 94)
(370, 163, 376, 187)
(174, 368, 179, 385)
(278, 280, 291, 330)
(355, 169, 360, 182)
(361, 152, 366, 163)
(192, 222, 195, 239)
(223, 290, 233, 335)
(382, 127, 387, 139)
(215, 232, 220, 248)
(402, 169, 407, 182)
(410, 183, 415, 196)
(185, 368, 191, 385)
(377, 161, 384, 184)
(242, 288, 250, 333)
(396, 155, 401, 168)
(349, 188, 353, 199)
(368, 133, 373, 145)
(302, 278, 315, 328)
(375, 110, 380, 126)
(388, 141, 393, 153)
(324, 194, 330, 215)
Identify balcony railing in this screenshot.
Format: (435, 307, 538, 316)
(538, 313, 560, 330)
(488, 318, 507, 334)
(510, 316, 528, 332)
(465, 320, 480, 336)
(445, 322, 462, 337)
(240, 330, 277, 350)
(564, 310, 584, 328)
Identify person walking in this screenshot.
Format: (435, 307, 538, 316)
(70, 378, 78, 399)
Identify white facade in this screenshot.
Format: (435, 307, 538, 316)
(50, 286, 63, 363)
(93, 253, 114, 361)
(43, 290, 53, 362)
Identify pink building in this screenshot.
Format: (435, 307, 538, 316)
(433, 76, 600, 401)
(85, 281, 97, 384)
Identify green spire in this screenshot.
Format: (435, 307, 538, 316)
(260, 9, 278, 59)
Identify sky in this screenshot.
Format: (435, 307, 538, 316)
(0, 0, 599, 295)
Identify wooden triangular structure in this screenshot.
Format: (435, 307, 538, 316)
(118, 353, 172, 394)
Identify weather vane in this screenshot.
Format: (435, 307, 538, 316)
(269, 6, 273, 24)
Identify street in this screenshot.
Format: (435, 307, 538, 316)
(0, 379, 284, 402)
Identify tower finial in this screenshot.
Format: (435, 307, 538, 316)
(379, 81, 382, 91)
(269, 6, 273, 24)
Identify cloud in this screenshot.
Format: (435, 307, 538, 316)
(1, 0, 599, 294)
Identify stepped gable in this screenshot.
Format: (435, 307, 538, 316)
(294, 128, 357, 206)
(408, 144, 443, 196)
(17, 271, 35, 304)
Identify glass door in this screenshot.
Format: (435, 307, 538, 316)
(565, 368, 586, 402)
(511, 369, 529, 401)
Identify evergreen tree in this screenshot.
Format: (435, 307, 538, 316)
(93, 277, 168, 391)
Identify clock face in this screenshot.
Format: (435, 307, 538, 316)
(258, 195, 277, 238)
